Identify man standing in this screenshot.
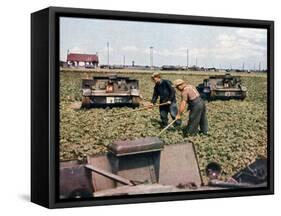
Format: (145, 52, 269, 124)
(150, 72, 181, 128)
(173, 79, 208, 136)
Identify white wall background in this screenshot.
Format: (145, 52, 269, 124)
(0, 0, 279, 215)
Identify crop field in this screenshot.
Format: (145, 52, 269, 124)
(60, 69, 267, 182)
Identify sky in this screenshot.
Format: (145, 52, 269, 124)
(60, 17, 267, 70)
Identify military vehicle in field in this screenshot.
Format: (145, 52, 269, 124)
(81, 75, 141, 108)
(197, 73, 247, 100)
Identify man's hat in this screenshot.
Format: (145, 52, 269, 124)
(173, 79, 185, 87)
(151, 72, 160, 78)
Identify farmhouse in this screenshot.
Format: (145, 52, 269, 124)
(67, 53, 99, 68)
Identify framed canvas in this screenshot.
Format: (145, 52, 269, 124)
(31, 6, 274, 208)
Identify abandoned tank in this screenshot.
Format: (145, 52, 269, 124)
(81, 74, 142, 108)
(59, 137, 267, 199)
(197, 73, 247, 100)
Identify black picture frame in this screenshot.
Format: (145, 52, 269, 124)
(31, 6, 274, 208)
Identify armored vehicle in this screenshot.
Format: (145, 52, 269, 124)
(81, 75, 141, 108)
(60, 137, 204, 199)
(59, 137, 267, 199)
(197, 73, 247, 100)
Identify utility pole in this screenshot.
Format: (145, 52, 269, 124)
(259, 62, 261, 72)
(123, 55, 126, 67)
(196, 57, 198, 67)
(150, 46, 154, 69)
(66, 49, 70, 62)
(107, 42, 109, 68)
(186, 48, 189, 70)
(242, 62, 245, 71)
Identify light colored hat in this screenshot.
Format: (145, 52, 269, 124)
(173, 79, 185, 87)
(151, 72, 161, 78)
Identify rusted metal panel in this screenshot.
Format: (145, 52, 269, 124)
(87, 152, 160, 190)
(86, 154, 115, 191)
(106, 137, 163, 185)
(59, 161, 93, 199)
(159, 142, 202, 187)
(115, 152, 161, 185)
(60, 160, 79, 168)
(93, 184, 178, 197)
(93, 184, 224, 197)
(108, 137, 163, 156)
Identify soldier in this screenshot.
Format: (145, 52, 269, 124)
(149, 72, 181, 128)
(173, 79, 208, 136)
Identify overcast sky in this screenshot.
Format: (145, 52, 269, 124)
(60, 17, 267, 70)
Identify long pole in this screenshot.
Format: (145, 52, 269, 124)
(108, 102, 169, 117)
(186, 48, 189, 70)
(158, 119, 177, 136)
(85, 164, 133, 186)
(150, 46, 154, 69)
(107, 42, 109, 68)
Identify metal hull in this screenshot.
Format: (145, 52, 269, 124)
(81, 75, 141, 108)
(197, 74, 248, 100)
(82, 95, 140, 108)
(59, 141, 203, 198)
(207, 89, 247, 100)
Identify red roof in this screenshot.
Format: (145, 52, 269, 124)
(67, 53, 99, 62)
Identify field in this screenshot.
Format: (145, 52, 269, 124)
(59, 69, 267, 182)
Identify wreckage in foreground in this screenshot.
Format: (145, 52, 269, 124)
(60, 137, 267, 199)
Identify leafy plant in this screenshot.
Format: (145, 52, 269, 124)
(60, 70, 267, 180)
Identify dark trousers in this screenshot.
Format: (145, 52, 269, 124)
(184, 97, 208, 135)
(159, 102, 181, 127)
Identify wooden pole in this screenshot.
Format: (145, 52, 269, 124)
(85, 164, 133, 186)
(108, 102, 169, 117)
(158, 119, 178, 136)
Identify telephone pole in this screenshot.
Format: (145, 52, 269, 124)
(186, 48, 189, 70)
(107, 42, 110, 68)
(150, 46, 154, 69)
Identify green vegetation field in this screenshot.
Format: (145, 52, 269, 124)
(60, 69, 267, 182)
